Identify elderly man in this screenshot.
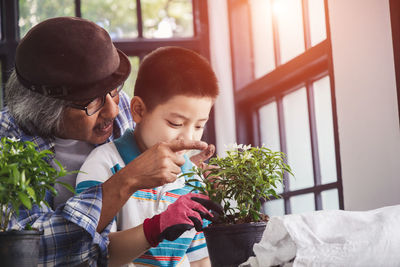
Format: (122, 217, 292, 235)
(0, 17, 217, 266)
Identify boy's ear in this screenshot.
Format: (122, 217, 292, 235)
(130, 96, 147, 123)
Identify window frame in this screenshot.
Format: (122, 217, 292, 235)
(0, 0, 19, 106)
(389, 0, 400, 127)
(228, 0, 344, 213)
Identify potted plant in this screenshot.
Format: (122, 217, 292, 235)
(185, 143, 292, 267)
(0, 137, 74, 266)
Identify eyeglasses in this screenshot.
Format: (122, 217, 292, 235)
(68, 83, 124, 116)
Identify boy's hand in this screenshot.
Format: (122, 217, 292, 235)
(142, 193, 223, 247)
(123, 139, 208, 191)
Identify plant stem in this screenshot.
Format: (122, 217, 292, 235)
(0, 205, 12, 232)
(0, 205, 3, 231)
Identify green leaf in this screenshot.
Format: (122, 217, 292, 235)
(17, 192, 32, 210)
(26, 187, 36, 201)
(56, 182, 76, 194)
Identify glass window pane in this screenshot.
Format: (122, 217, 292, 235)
(290, 193, 315, 214)
(273, 0, 305, 64)
(19, 0, 75, 38)
(313, 76, 337, 184)
(123, 56, 140, 99)
(283, 88, 314, 190)
(81, 0, 137, 39)
(250, 0, 275, 78)
(262, 199, 285, 216)
(142, 0, 193, 38)
(259, 101, 280, 152)
(259, 101, 283, 193)
(308, 0, 327, 46)
(321, 189, 339, 210)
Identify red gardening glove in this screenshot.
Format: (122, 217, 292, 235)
(143, 193, 222, 247)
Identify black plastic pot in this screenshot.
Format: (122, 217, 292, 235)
(203, 221, 267, 267)
(0, 230, 41, 267)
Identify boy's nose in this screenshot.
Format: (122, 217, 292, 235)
(179, 129, 194, 141)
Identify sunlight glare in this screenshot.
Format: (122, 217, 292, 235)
(272, 0, 286, 17)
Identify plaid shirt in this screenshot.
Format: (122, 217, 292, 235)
(0, 92, 134, 266)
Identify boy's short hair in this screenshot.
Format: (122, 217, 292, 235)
(134, 46, 219, 111)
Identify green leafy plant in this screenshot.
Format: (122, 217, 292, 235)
(185, 143, 293, 225)
(0, 137, 75, 231)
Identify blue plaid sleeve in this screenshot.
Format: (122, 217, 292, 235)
(8, 185, 112, 266)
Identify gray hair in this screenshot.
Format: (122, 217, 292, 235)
(5, 70, 67, 139)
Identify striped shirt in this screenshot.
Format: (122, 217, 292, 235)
(0, 92, 134, 266)
(76, 128, 209, 267)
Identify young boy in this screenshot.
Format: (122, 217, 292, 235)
(76, 46, 219, 267)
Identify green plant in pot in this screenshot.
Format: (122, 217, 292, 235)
(185, 143, 292, 267)
(0, 137, 74, 266)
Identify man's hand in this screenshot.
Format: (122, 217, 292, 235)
(143, 193, 223, 247)
(98, 139, 208, 232)
(190, 144, 215, 168)
(124, 139, 209, 191)
(189, 143, 220, 187)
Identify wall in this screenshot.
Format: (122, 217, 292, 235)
(207, 0, 237, 154)
(328, 0, 400, 210)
